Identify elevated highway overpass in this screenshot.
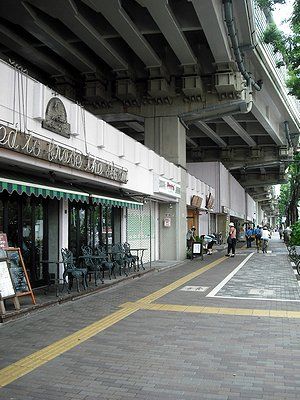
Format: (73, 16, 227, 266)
(0, 0, 299, 213)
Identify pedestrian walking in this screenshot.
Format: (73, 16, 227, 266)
(254, 225, 262, 253)
(226, 222, 237, 257)
(186, 226, 196, 249)
(203, 234, 217, 255)
(261, 226, 271, 253)
(278, 226, 283, 240)
(245, 225, 254, 248)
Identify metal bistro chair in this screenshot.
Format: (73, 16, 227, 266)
(123, 242, 139, 272)
(111, 243, 127, 276)
(61, 248, 88, 293)
(95, 245, 116, 281)
(81, 245, 102, 285)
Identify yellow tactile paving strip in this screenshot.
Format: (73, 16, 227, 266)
(121, 302, 300, 318)
(0, 306, 140, 388)
(1, 254, 296, 389)
(0, 257, 225, 388)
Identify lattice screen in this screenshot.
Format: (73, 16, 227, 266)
(126, 201, 155, 265)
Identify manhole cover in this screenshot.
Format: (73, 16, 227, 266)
(248, 288, 275, 296)
(181, 286, 209, 292)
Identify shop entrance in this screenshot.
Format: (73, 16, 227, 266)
(68, 202, 121, 258)
(0, 192, 49, 287)
(186, 208, 199, 235)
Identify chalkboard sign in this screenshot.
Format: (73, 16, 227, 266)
(0, 260, 15, 298)
(5, 248, 36, 304)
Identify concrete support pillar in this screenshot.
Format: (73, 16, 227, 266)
(256, 203, 263, 226)
(145, 116, 186, 168)
(145, 116, 187, 260)
(59, 199, 69, 279)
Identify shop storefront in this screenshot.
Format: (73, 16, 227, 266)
(0, 175, 143, 287)
(0, 58, 184, 287)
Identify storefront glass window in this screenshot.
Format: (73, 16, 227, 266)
(22, 197, 33, 275)
(7, 198, 19, 248)
(102, 206, 107, 245)
(34, 203, 44, 280)
(0, 199, 3, 232)
(69, 202, 116, 256)
(79, 207, 87, 251)
(69, 205, 77, 255)
(107, 207, 112, 245)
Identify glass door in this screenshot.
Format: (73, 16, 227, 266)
(0, 192, 48, 287)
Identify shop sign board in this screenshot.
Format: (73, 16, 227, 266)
(206, 193, 214, 210)
(0, 259, 15, 299)
(0, 124, 128, 184)
(5, 248, 36, 304)
(191, 195, 202, 208)
(154, 176, 180, 198)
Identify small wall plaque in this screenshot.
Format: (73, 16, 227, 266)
(42, 97, 71, 138)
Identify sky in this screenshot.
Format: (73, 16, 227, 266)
(272, 0, 294, 34)
(272, 1, 294, 197)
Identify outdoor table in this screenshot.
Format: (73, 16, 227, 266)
(129, 248, 148, 270)
(39, 260, 65, 296)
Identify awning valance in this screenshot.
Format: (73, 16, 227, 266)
(0, 177, 89, 202)
(91, 194, 143, 209)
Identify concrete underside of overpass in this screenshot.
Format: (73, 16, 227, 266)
(0, 0, 298, 213)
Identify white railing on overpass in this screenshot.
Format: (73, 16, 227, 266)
(252, 0, 300, 115)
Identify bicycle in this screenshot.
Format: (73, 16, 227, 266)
(255, 237, 261, 253)
(261, 239, 268, 253)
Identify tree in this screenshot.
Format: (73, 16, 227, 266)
(258, 0, 300, 98)
(278, 152, 300, 225)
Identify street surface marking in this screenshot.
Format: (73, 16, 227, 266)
(204, 295, 300, 302)
(206, 253, 254, 298)
(0, 256, 226, 388)
(137, 256, 226, 304)
(180, 286, 209, 292)
(249, 289, 275, 296)
(121, 301, 300, 319)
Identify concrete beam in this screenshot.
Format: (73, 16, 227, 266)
(188, 0, 232, 63)
(83, 0, 161, 68)
(23, 2, 98, 73)
(0, 23, 70, 76)
(32, 0, 128, 71)
(136, 0, 197, 66)
(222, 116, 257, 146)
(194, 121, 227, 147)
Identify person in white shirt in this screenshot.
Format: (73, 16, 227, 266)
(261, 226, 270, 253)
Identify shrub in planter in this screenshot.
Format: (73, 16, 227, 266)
(290, 221, 300, 246)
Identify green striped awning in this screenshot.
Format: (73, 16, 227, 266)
(91, 194, 143, 209)
(0, 177, 89, 202)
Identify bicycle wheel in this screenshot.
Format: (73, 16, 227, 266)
(296, 259, 300, 276)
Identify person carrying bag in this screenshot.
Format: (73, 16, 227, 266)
(226, 222, 237, 257)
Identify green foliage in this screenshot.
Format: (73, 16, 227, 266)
(195, 236, 203, 243)
(278, 153, 300, 226)
(258, 0, 300, 99)
(256, 0, 286, 10)
(290, 220, 300, 245)
(263, 22, 287, 57)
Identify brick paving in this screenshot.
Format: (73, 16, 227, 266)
(1, 234, 300, 399)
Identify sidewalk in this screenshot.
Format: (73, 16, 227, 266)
(1, 234, 300, 399)
(0, 241, 249, 323)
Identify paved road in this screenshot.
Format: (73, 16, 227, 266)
(0, 234, 300, 399)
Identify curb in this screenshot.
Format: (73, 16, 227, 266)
(0, 268, 155, 323)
